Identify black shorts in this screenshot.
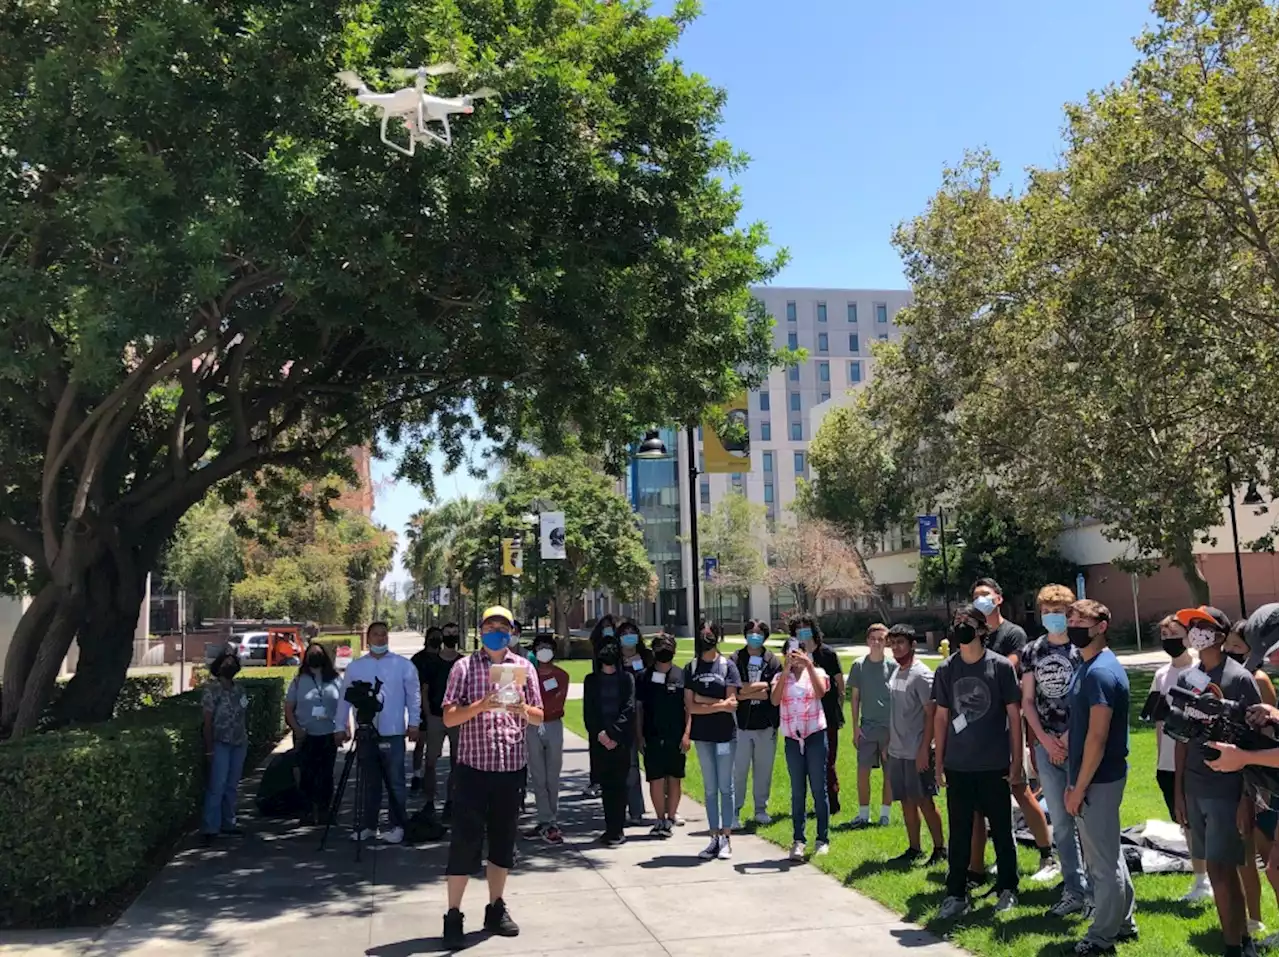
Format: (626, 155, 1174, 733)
(446, 764, 523, 874)
(644, 740, 687, 782)
(1156, 769, 1177, 820)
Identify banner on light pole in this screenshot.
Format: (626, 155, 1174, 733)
(501, 538, 524, 576)
(540, 512, 567, 560)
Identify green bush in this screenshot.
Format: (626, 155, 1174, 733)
(313, 634, 360, 658)
(0, 672, 291, 927)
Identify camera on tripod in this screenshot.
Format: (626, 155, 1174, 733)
(344, 678, 384, 728)
(1162, 684, 1278, 795)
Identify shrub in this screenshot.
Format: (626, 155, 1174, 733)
(0, 672, 291, 927)
(312, 634, 360, 658)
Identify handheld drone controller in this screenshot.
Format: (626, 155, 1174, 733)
(344, 678, 384, 728)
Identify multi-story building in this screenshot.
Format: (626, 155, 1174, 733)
(589, 287, 912, 633)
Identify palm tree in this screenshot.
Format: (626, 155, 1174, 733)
(405, 497, 484, 597)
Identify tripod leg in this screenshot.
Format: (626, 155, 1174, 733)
(319, 741, 358, 851)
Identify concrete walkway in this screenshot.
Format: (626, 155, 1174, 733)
(3, 729, 962, 957)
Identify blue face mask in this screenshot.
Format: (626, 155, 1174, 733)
(621, 633, 639, 648)
(1041, 612, 1067, 635)
(973, 595, 998, 616)
(482, 631, 510, 652)
(369, 643, 388, 655)
(602, 627, 615, 638)
(746, 632, 765, 648)
(797, 628, 813, 641)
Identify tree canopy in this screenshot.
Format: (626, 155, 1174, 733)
(698, 490, 766, 595)
(0, 0, 782, 734)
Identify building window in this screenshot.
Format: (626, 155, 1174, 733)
(764, 483, 775, 504)
(794, 451, 806, 474)
(818, 361, 830, 382)
(816, 301, 827, 323)
(759, 391, 770, 411)
(789, 365, 799, 382)
(787, 331, 798, 349)
(763, 451, 774, 472)
(820, 391, 831, 403)
(790, 422, 802, 441)
(848, 333, 859, 352)
(760, 422, 771, 441)
(847, 302, 858, 323)
(875, 302, 888, 324)
(789, 392, 801, 411)
(786, 300, 797, 322)
(817, 332, 828, 353)
(730, 472, 744, 491)
(892, 591, 907, 609)
(848, 360, 862, 383)
(878, 332, 889, 341)
(700, 481, 710, 505)
(698, 452, 705, 472)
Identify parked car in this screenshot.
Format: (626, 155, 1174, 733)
(231, 631, 271, 665)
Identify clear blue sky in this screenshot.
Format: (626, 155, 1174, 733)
(375, 0, 1156, 583)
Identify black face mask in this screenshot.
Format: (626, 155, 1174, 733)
(305, 655, 325, 670)
(1162, 638, 1186, 659)
(695, 636, 718, 654)
(952, 625, 979, 646)
(1067, 625, 1094, 649)
(598, 651, 619, 666)
(426, 639, 443, 651)
(442, 635, 459, 647)
(1226, 650, 1248, 665)
(654, 648, 675, 663)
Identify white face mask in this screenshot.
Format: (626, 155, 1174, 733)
(535, 647, 554, 663)
(1187, 625, 1219, 651)
(973, 595, 997, 616)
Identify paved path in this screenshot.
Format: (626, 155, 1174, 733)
(4, 728, 962, 957)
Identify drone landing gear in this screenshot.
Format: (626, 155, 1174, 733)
(378, 113, 454, 156)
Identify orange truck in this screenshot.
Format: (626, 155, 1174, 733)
(266, 626, 304, 667)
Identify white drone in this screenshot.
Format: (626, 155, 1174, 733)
(336, 63, 496, 156)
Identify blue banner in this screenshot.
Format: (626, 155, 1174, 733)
(703, 556, 719, 580)
(917, 515, 941, 557)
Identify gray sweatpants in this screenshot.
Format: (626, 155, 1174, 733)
(525, 719, 564, 826)
(733, 727, 778, 820)
(1075, 776, 1136, 946)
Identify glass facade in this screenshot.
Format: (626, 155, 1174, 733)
(627, 427, 687, 630)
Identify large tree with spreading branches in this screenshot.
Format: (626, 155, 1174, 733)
(0, 0, 782, 735)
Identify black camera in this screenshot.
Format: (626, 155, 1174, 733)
(344, 678, 384, 727)
(1164, 685, 1277, 796)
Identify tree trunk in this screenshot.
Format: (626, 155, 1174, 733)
(1170, 537, 1212, 606)
(0, 583, 59, 737)
(553, 588, 571, 639)
(9, 602, 81, 736)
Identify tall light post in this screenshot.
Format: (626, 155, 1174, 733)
(1226, 461, 1266, 619)
(636, 428, 702, 633)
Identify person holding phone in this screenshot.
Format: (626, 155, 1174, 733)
(790, 615, 845, 814)
(684, 620, 742, 860)
(772, 634, 831, 861)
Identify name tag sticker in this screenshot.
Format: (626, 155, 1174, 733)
(1186, 670, 1210, 692)
(543, 677, 559, 691)
(310, 706, 328, 719)
(952, 713, 968, 734)
(651, 671, 667, 684)
(631, 659, 645, 671)
(716, 741, 732, 756)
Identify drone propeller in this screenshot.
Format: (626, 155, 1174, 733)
(467, 87, 499, 99)
(335, 71, 368, 91)
(388, 62, 458, 82)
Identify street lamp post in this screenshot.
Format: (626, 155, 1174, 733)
(636, 427, 702, 633)
(1225, 461, 1266, 619)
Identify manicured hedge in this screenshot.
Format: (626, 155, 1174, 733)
(0, 672, 291, 927)
(313, 634, 360, 658)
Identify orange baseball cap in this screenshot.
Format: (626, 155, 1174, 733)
(1174, 606, 1231, 631)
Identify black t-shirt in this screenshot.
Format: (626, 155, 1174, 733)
(933, 649, 1020, 772)
(1179, 656, 1262, 799)
(684, 656, 742, 743)
(1019, 636, 1078, 736)
(812, 645, 845, 729)
(733, 647, 782, 731)
(987, 620, 1028, 661)
(638, 664, 687, 740)
(412, 650, 456, 717)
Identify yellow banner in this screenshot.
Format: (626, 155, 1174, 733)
(702, 392, 751, 473)
(501, 538, 523, 577)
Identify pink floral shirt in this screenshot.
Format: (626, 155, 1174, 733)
(774, 665, 829, 748)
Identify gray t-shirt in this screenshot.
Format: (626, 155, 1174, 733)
(1179, 656, 1262, 799)
(286, 672, 342, 735)
(888, 659, 934, 758)
(933, 649, 1020, 773)
(849, 655, 897, 730)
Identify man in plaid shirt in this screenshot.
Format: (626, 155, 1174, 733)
(441, 606, 544, 949)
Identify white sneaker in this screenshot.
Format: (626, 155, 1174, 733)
(1182, 875, 1213, 903)
(673, 814, 686, 826)
(1031, 858, 1062, 883)
(790, 841, 806, 862)
(755, 811, 772, 825)
(717, 837, 733, 860)
(1249, 920, 1268, 938)
(349, 828, 376, 841)
(379, 826, 404, 844)
(698, 836, 721, 860)
(815, 841, 830, 856)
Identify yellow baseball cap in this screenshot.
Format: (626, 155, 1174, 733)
(482, 605, 515, 627)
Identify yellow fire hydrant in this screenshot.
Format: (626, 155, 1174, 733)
(938, 638, 950, 657)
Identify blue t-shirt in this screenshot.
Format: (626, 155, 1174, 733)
(1067, 648, 1129, 786)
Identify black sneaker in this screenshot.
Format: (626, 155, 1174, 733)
(927, 847, 948, 866)
(890, 847, 924, 865)
(442, 908, 465, 949)
(965, 870, 989, 890)
(410, 775, 423, 792)
(442, 801, 453, 822)
(1070, 940, 1115, 956)
(484, 898, 519, 937)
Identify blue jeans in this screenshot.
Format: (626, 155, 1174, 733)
(1036, 743, 1089, 899)
(694, 738, 737, 832)
(360, 734, 408, 830)
(784, 731, 829, 844)
(203, 741, 248, 835)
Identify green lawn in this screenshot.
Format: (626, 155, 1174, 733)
(561, 669, 1276, 957)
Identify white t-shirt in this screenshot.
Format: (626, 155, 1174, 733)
(1153, 657, 1196, 772)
